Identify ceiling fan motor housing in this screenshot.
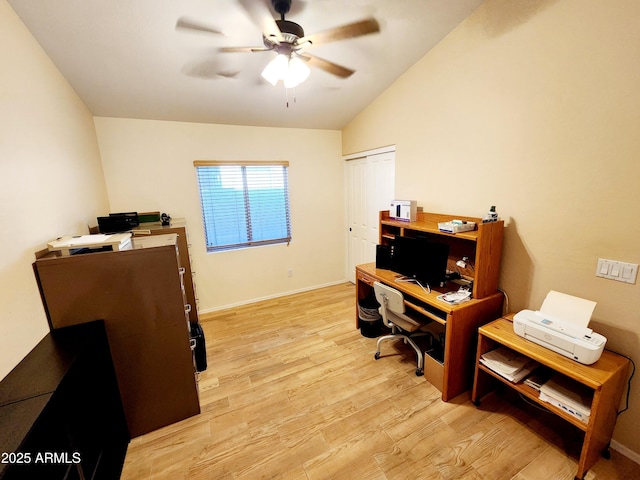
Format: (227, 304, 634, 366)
(272, 0, 292, 16)
(277, 19, 304, 40)
(264, 19, 305, 52)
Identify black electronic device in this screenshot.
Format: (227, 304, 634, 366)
(376, 244, 393, 270)
(391, 235, 449, 288)
(97, 212, 139, 233)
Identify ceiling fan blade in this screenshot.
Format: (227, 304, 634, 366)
(298, 18, 379, 47)
(181, 57, 239, 80)
(175, 17, 224, 35)
(299, 53, 355, 79)
(237, 0, 283, 43)
(218, 46, 272, 53)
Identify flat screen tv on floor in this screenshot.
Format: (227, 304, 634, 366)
(391, 235, 450, 288)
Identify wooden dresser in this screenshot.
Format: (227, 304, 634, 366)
(33, 234, 200, 437)
(132, 219, 199, 324)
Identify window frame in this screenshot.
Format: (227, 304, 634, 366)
(194, 160, 292, 252)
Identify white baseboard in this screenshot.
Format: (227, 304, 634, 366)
(198, 280, 349, 317)
(611, 439, 640, 465)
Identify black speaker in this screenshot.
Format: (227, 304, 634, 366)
(189, 321, 207, 373)
(376, 244, 393, 270)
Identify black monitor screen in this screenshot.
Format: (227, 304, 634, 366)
(391, 235, 449, 286)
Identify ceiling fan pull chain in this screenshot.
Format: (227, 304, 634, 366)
(284, 87, 297, 108)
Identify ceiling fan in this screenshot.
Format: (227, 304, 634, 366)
(177, 0, 380, 87)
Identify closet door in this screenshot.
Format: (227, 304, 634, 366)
(345, 149, 395, 282)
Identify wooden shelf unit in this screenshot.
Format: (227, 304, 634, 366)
(379, 210, 504, 299)
(355, 210, 505, 401)
(472, 317, 630, 480)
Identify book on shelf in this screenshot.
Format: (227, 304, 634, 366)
(480, 347, 540, 383)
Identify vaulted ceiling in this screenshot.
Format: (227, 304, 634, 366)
(8, 0, 483, 129)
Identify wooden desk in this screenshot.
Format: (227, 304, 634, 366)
(472, 317, 630, 480)
(356, 263, 503, 401)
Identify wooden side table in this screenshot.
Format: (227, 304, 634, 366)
(472, 317, 630, 480)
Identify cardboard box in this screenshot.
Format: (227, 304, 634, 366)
(424, 352, 444, 392)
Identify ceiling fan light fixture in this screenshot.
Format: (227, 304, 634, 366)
(261, 53, 289, 86)
(284, 56, 310, 88)
(261, 54, 310, 88)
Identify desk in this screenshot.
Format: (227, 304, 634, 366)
(472, 317, 630, 480)
(356, 263, 503, 401)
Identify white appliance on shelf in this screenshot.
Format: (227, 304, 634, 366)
(513, 290, 605, 365)
(513, 310, 606, 365)
(389, 200, 417, 222)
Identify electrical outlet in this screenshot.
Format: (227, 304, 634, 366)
(288, 269, 293, 277)
(596, 258, 638, 284)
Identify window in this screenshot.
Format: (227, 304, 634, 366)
(194, 161, 291, 252)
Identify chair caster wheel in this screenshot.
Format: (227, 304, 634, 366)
(416, 368, 424, 377)
(374, 352, 381, 360)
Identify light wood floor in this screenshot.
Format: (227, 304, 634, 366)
(121, 283, 639, 480)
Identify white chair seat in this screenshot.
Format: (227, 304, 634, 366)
(373, 281, 430, 376)
(383, 309, 423, 333)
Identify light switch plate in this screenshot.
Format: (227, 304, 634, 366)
(596, 258, 638, 284)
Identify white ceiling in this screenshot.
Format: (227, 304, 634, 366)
(8, 0, 483, 130)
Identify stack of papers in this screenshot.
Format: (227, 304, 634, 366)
(523, 368, 554, 392)
(480, 347, 539, 383)
(539, 374, 592, 423)
(437, 290, 471, 305)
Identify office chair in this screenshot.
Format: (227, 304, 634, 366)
(373, 281, 429, 376)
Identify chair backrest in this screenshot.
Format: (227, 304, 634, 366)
(374, 281, 406, 327)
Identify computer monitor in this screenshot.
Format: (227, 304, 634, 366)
(391, 235, 449, 287)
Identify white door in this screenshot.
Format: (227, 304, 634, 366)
(345, 149, 395, 283)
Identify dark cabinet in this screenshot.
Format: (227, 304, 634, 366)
(0, 321, 129, 480)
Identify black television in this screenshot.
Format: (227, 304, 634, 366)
(391, 235, 450, 288)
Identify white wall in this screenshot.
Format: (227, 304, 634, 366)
(0, 0, 110, 380)
(94, 117, 345, 311)
(343, 0, 640, 457)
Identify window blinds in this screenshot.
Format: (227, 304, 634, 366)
(194, 161, 291, 252)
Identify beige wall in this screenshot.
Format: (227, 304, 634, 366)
(343, 0, 640, 455)
(94, 117, 345, 311)
(0, 1, 110, 380)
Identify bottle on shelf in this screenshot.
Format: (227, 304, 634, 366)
(483, 206, 499, 223)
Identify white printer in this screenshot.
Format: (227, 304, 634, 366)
(513, 291, 606, 365)
(513, 310, 606, 365)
